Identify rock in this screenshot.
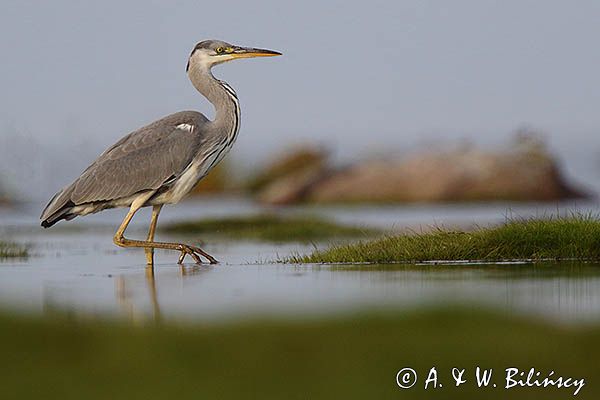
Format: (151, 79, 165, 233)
(307, 139, 587, 203)
(256, 164, 327, 205)
(0, 183, 11, 205)
(249, 145, 330, 204)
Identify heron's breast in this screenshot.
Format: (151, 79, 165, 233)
(152, 145, 231, 205)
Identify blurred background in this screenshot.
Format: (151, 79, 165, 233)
(1, 0, 600, 202)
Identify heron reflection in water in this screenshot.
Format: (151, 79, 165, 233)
(117, 265, 212, 322)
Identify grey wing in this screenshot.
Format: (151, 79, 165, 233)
(41, 111, 207, 225)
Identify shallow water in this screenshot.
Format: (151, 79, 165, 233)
(1, 198, 600, 324)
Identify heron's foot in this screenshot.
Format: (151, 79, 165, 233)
(176, 244, 218, 265)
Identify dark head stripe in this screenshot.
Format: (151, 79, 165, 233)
(186, 42, 208, 72)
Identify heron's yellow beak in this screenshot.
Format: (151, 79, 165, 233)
(230, 47, 282, 59)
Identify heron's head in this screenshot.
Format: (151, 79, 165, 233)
(186, 40, 281, 72)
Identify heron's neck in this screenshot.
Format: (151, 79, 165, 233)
(188, 66, 240, 131)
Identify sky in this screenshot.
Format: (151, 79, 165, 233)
(1, 0, 600, 200)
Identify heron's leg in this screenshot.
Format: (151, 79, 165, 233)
(145, 205, 163, 265)
(113, 202, 218, 265)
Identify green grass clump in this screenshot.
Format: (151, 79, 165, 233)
(0, 307, 598, 399)
(0, 240, 27, 258)
(163, 214, 376, 242)
(291, 216, 600, 263)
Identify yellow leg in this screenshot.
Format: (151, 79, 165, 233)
(113, 199, 217, 265)
(145, 205, 162, 265)
(145, 266, 161, 322)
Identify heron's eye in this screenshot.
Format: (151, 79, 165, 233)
(216, 47, 225, 54)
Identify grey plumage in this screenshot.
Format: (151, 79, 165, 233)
(41, 111, 207, 227)
(41, 40, 280, 232)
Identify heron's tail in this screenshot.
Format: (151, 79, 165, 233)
(40, 186, 76, 228)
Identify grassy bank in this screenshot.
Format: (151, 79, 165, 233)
(0, 240, 27, 258)
(0, 307, 597, 399)
(290, 216, 600, 263)
(163, 214, 376, 242)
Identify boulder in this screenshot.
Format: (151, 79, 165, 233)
(307, 138, 587, 203)
(248, 145, 330, 204)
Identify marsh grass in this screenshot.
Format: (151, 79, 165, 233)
(290, 215, 600, 263)
(0, 307, 597, 399)
(163, 214, 377, 242)
(0, 240, 27, 258)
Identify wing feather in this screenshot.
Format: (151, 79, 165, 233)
(41, 111, 208, 223)
(71, 114, 205, 204)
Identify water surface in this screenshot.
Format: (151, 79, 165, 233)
(1, 198, 600, 324)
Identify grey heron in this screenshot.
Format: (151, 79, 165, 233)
(40, 40, 281, 265)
